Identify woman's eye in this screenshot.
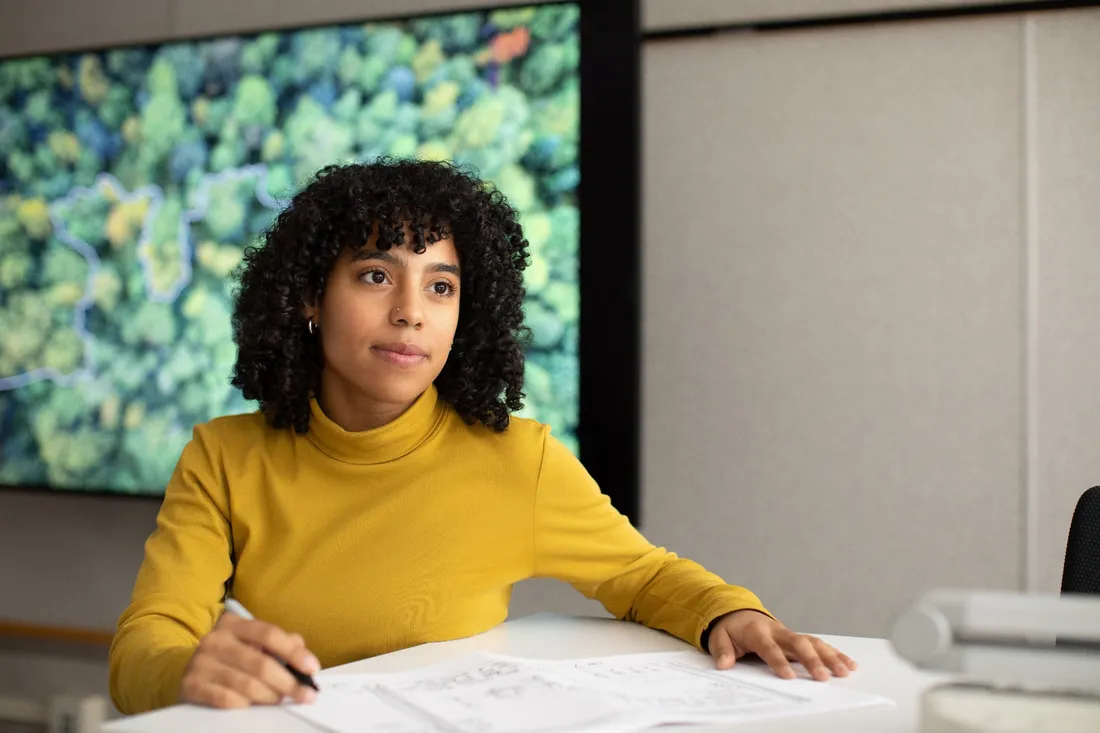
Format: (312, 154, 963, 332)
(432, 282, 455, 296)
(363, 270, 386, 284)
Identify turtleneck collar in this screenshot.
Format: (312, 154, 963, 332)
(306, 385, 447, 465)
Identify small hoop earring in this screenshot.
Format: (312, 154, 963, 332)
(308, 319, 315, 335)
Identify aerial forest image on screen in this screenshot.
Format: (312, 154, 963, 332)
(0, 4, 581, 494)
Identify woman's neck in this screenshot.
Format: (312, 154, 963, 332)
(316, 372, 417, 432)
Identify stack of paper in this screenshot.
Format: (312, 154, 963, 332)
(289, 651, 893, 733)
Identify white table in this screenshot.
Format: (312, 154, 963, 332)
(103, 613, 945, 733)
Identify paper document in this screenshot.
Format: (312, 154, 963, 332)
(289, 651, 893, 733)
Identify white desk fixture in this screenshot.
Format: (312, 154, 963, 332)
(891, 589, 1100, 733)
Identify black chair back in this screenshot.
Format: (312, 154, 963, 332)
(1062, 486, 1100, 595)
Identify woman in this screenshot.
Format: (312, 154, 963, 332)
(109, 159, 856, 714)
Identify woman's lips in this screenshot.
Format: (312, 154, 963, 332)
(371, 343, 429, 367)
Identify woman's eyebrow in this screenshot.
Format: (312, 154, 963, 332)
(350, 250, 460, 277)
(428, 263, 461, 277)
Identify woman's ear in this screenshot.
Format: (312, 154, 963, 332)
(302, 300, 318, 324)
(302, 303, 321, 336)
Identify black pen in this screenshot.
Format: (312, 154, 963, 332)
(224, 598, 320, 691)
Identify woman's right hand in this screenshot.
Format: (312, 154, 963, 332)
(179, 613, 321, 709)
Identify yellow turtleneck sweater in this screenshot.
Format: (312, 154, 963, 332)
(109, 386, 768, 714)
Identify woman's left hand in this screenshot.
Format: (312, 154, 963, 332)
(706, 609, 858, 681)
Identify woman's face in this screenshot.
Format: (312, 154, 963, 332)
(310, 223, 461, 413)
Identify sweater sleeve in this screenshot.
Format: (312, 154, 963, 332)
(108, 425, 234, 714)
(532, 428, 772, 650)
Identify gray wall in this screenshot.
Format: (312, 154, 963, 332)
(1033, 12, 1100, 595)
(2, 0, 1099, 720)
(642, 13, 1028, 636)
(638, 7, 1100, 619)
(644, 0, 1019, 31)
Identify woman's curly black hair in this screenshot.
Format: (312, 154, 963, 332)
(231, 158, 530, 434)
